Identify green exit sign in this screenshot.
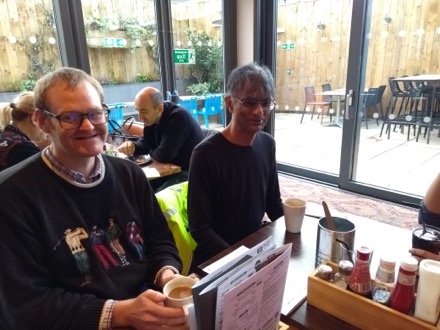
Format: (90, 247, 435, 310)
(103, 38, 127, 47)
(282, 42, 295, 50)
(174, 49, 196, 64)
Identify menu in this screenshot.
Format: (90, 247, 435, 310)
(189, 237, 292, 330)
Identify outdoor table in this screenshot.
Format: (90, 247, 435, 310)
(314, 88, 346, 125)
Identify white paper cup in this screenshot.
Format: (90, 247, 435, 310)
(283, 198, 306, 233)
(163, 277, 197, 318)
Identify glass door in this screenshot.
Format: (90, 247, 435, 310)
(275, 0, 438, 204)
(352, 0, 440, 198)
(274, 0, 353, 178)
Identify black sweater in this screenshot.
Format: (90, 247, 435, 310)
(0, 153, 181, 329)
(133, 101, 204, 170)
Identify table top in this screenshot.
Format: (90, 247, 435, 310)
(104, 143, 181, 179)
(314, 88, 346, 96)
(394, 74, 440, 81)
(198, 204, 415, 329)
(141, 161, 181, 179)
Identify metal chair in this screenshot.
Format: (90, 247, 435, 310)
(360, 87, 380, 129)
(300, 85, 332, 124)
(380, 77, 410, 137)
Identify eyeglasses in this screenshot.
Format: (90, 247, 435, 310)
(232, 97, 276, 112)
(43, 108, 110, 129)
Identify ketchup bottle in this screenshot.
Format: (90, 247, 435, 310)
(390, 256, 418, 315)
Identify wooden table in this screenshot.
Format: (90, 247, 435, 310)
(198, 206, 414, 329)
(141, 161, 181, 180)
(104, 143, 181, 180)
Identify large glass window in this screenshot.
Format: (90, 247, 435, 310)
(80, 0, 159, 118)
(170, 0, 224, 129)
(0, 0, 61, 100)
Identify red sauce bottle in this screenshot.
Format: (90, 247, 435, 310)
(390, 256, 418, 315)
(348, 246, 373, 297)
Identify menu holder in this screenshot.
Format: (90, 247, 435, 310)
(191, 237, 292, 330)
(307, 261, 437, 330)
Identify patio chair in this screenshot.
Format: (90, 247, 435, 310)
(196, 94, 225, 128)
(177, 98, 198, 121)
(360, 87, 380, 129)
(380, 77, 410, 137)
(300, 85, 332, 124)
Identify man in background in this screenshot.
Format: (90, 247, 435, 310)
(187, 63, 284, 267)
(118, 86, 204, 192)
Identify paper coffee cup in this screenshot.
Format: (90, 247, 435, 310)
(283, 198, 306, 233)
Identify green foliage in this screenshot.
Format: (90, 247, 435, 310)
(187, 82, 210, 95)
(135, 72, 159, 83)
(185, 29, 223, 93)
(85, 15, 159, 73)
(85, 17, 111, 32)
(20, 80, 36, 91)
(23, 4, 59, 81)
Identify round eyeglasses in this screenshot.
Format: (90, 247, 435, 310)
(43, 108, 110, 129)
(232, 97, 276, 112)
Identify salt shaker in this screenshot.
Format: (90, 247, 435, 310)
(390, 256, 418, 315)
(372, 256, 396, 306)
(414, 259, 440, 324)
(333, 260, 353, 289)
(348, 246, 373, 297)
(316, 264, 333, 281)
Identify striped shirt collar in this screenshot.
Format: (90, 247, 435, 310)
(44, 147, 103, 184)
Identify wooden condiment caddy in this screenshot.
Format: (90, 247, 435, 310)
(307, 261, 437, 329)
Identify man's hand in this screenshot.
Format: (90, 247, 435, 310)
(118, 141, 135, 156)
(409, 248, 440, 262)
(112, 289, 188, 329)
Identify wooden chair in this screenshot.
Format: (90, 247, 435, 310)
(300, 85, 332, 124)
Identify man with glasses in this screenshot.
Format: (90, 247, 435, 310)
(187, 63, 284, 267)
(0, 67, 189, 329)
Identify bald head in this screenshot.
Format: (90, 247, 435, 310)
(134, 87, 164, 126)
(135, 87, 163, 106)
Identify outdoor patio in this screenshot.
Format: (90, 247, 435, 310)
(273, 112, 440, 197)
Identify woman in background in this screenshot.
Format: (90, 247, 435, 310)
(0, 91, 49, 171)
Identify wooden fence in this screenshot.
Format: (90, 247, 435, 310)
(0, 0, 439, 111)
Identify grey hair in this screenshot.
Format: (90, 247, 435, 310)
(34, 67, 104, 111)
(151, 89, 164, 106)
(226, 63, 275, 98)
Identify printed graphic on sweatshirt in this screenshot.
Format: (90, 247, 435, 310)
(106, 218, 130, 266)
(56, 227, 92, 287)
(53, 219, 146, 286)
(125, 220, 145, 262)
